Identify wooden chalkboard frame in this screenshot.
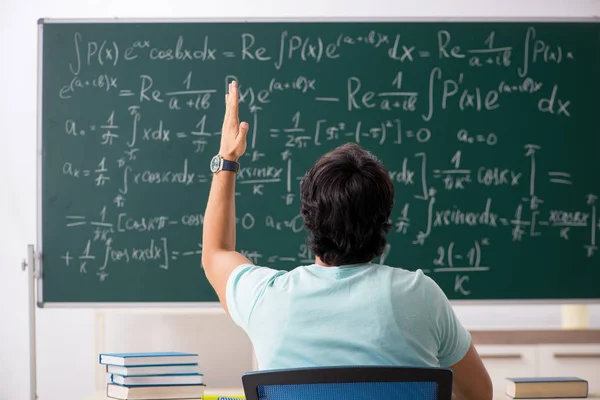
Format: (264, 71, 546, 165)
(36, 17, 600, 307)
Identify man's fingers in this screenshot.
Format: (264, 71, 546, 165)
(228, 81, 240, 125)
(239, 122, 249, 138)
(223, 83, 232, 123)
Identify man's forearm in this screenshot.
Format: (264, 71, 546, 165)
(200, 80, 251, 309)
(203, 172, 237, 254)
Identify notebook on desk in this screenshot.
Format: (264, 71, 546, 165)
(505, 377, 588, 399)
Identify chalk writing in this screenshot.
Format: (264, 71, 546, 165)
(43, 22, 599, 300)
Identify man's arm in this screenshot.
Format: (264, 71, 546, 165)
(202, 81, 252, 314)
(423, 275, 493, 400)
(450, 343, 493, 400)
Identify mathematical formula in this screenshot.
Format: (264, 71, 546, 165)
(44, 23, 599, 298)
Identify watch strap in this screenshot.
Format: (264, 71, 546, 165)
(221, 158, 240, 173)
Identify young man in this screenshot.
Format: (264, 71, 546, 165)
(202, 81, 493, 400)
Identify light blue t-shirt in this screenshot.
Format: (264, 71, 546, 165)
(226, 263, 471, 371)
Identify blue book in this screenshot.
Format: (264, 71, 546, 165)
(106, 363, 200, 376)
(99, 352, 199, 367)
(108, 372, 204, 386)
(506, 377, 588, 399)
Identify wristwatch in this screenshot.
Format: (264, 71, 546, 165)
(210, 154, 240, 174)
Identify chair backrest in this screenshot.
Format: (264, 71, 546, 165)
(241, 366, 453, 400)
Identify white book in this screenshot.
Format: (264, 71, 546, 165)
(107, 364, 200, 376)
(107, 383, 205, 400)
(108, 373, 204, 386)
(99, 352, 199, 366)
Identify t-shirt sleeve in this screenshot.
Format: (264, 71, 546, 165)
(226, 264, 282, 331)
(423, 275, 472, 367)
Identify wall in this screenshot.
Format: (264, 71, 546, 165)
(2, 0, 600, 399)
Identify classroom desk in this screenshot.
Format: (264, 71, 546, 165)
(493, 395, 599, 400)
(85, 390, 600, 399)
(84, 388, 245, 399)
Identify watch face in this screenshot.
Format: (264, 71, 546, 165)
(210, 155, 220, 173)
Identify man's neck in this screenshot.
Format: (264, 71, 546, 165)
(314, 256, 331, 267)
(314, 256, 372, 267)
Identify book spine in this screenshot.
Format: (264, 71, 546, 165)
(586, 382, 589, 398)
(105, 383, 120, 400)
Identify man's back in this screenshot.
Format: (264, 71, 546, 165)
(227, 263, 471, 371)
(203, 89, 492, 399)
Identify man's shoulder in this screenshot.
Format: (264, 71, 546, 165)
(376, 264, 428, 279)
(227, 263, 287, 291)
(228, 263, 322, 287)
(376, 264, 431, 294)
(236, 263, 289, 276)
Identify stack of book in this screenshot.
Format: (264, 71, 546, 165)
(100, 352, 205, 400)
(505, 377, 589, 399)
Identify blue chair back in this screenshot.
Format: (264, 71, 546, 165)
(242, 366, 453, 400)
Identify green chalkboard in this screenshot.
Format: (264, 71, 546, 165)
(39, 18, 600, 305)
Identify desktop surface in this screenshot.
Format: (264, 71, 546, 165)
(83, 389, 600, 399)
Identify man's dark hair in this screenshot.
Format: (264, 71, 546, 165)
(300, 142, 394, 266)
